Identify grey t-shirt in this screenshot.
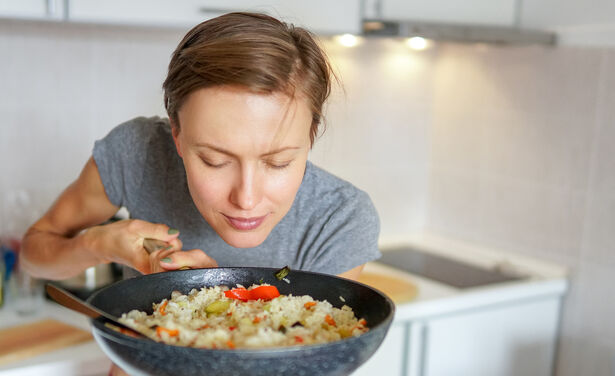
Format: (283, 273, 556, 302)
(93, 116, 381, 276)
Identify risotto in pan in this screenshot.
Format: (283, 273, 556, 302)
(118, 284, 369, 349)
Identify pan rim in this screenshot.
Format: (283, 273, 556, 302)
(88, 266, 395, 353)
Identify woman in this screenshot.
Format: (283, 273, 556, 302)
(22, 13, 379, 287)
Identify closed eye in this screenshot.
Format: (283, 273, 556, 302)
(201, 158, 230, 168)
(267, 161, 292, 169)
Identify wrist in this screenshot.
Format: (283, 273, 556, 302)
(78, 226, 108, 264)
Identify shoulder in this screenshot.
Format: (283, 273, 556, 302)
(103, 116, 171, 144)
(92, 116, 176, 206)
(95, 116, 174, 160)
(297, 162, 379, 227)
(287, 162, 381, 273)
(302, 162, 375, 207)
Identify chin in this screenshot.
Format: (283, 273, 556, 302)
(220, 231, 268, 249)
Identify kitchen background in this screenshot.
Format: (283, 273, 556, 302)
(1, 0, 614, 375)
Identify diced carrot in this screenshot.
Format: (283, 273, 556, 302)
(358, 319, 367, 326)
(156, 326, 179, 337)
(325, 315, 336, 327)
(197, 324, 210, 330)
(294, 335, 304, 343)
(159, 300, 168, 316)
(227, 340, 236, 349)
(304, 301, 317, 309)
(229, 326, 236, 331)
(253, 317, 261, 324)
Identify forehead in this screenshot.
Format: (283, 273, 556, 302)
(177, 86, 312, 150)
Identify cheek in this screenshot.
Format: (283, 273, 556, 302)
(184, 165, 228, 208)
(264, 167, 305, 205)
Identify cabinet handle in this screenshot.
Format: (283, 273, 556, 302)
(45, 0, 56, 16)
(199, 7, 242, 15)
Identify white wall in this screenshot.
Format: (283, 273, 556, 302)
(2, 18, 615, 376)
(0, 20, 184, 234)
(0, 19, 431, 242)
(426, 43, 615, 376)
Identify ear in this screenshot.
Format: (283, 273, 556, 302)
(170, 120, 183, 158)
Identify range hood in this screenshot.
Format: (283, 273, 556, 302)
(362, 19, 557, 46)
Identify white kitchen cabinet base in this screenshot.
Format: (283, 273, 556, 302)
(409, 297, 562, 376)
(353, 321, 407, 376)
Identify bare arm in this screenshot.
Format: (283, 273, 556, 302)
(337, 264, 365, 281)
(21, 157, 184, 279)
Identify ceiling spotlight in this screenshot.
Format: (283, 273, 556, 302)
(336, 34, 360, 47)
(406, 36, 430, 50)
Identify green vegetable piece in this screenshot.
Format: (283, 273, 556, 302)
(205, 299, 230, 314)
(274, 266, 290, 280)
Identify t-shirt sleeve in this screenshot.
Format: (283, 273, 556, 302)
(92, 118, 149, 207)
(305, 190, 381, 275)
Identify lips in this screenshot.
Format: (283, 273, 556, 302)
(223, 214, 267, 231)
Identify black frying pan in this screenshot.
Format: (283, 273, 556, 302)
(87, 267, 395, 376)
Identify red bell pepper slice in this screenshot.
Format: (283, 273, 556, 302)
(224, 288, 252, 301)
(249, 285, 280, 300)
(224, 286, 280, 301)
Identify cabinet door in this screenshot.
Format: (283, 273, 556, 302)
(365, 0, 516, 26)
(0, 0, 64, 20)
(68, 0, 210, 28)
(418, 297, 561, 376)
(201, 0, 361, 34)
(353, 321, 406, 376)
(67, 0, 360, 34)
(521, 0, 615, 46)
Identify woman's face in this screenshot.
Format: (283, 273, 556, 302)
(173, 86, 312, 248)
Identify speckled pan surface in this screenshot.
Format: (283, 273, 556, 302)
(87, 267, 395, 376)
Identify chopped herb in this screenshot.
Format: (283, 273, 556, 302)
(291, 321, 304, 328)
(278, 325, 287, 334)
(274, 266, 291, 280)
(258, 278, 264, 284)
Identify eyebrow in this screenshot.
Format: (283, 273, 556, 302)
(194, 143, 302, 157)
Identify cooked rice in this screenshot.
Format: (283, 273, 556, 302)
(119, 284, 368, 349)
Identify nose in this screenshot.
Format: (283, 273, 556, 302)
(229, 164, 263, 211)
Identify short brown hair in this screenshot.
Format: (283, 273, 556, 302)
(163, 12, 336, 145)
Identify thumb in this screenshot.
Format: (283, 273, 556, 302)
(160, 249, 218, 270)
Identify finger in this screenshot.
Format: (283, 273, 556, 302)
(166, 237, 183, 252)
(130, 220, 180, 243)
(148, 247, 177, 274)
(160, 249, 218, 270)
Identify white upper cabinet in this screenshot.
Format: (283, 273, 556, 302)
(66, 0, 361, 35)
(521, 0, 615, 46)
(363, 0, 518, 27)
(200, 0, 361, 34)
(0, 0, 64, 20)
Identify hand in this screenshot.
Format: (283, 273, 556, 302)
(158, 249, 218, 271)
(83, 219, 183, 275)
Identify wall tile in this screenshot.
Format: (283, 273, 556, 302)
(555, 261, 615, 376)
(580, 50, 615, 266)
(425, 167, 483, 240)
(482, 108, 594, 191)
(478, 176, 586, 260)
(476, 44, 602, 118)
(1, 22, 435, 243)
(556, 337, 615, 376)
(430, 107, 488, 172)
